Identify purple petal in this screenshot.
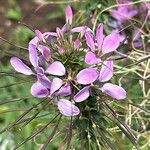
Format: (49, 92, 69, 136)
(71, 26, 92, 33)
(58, 99, 80, 116)
(145, 2, 150, 9)
(57, 83, 72, 96)
(96, 23, 104, 50)
(50, 78, 63, 96)
(76, 68, 98, 85)
(10, 57, 33, 75)
(99, 60, 113, 82)
(133, 40, 143, 48)
(46, 61, 66, 76)
(99, 83, 126, 100)
(65, 5, 73, 24)
(85, 51, 100, 65)
(31, 81, 48, 98)
(43, 32, 57, 39)
(35, 29, 45, 42)
(28, 44, 38, 67)
(37, 73, 51, 89)
(38, 45, 51, 61)
(79, 26, 89, 38)
(74, 86, 90, 102)
(128, 10, 138, 19)
(102, 32, 120, 54)
(61, 24, 67, 33)
(85, 32, 95, 52)
(111, 9, 125, 22)
(29, 37, 39, 46)
(111, 6, 135, 23)
(112, 30, 125, 42)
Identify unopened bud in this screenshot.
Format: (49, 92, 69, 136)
(35, 29, 46, 43)
(65, 5, 73, 25)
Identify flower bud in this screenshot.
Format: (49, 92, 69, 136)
(65, 5, 73, 25)
(56, 27, 64, 39)
(35, 29, 46, 43)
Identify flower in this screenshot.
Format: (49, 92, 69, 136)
(10, 6, 127, 117)
(10, 30, 52, 98)
(111, 0, 137, 24)
(74, 59, 126, 102)
(85, 23, 121, 65)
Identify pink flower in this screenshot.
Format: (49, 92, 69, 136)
(74, 59, 126, 102)
(10, 57, 51, 98)
(10, 5, 127, 117)
(111, 0, 137, 23)
(85, 23, 121, 65)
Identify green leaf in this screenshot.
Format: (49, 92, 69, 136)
(6, 6, 22, 20)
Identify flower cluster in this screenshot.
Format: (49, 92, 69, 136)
(10, 5, 126, 117)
